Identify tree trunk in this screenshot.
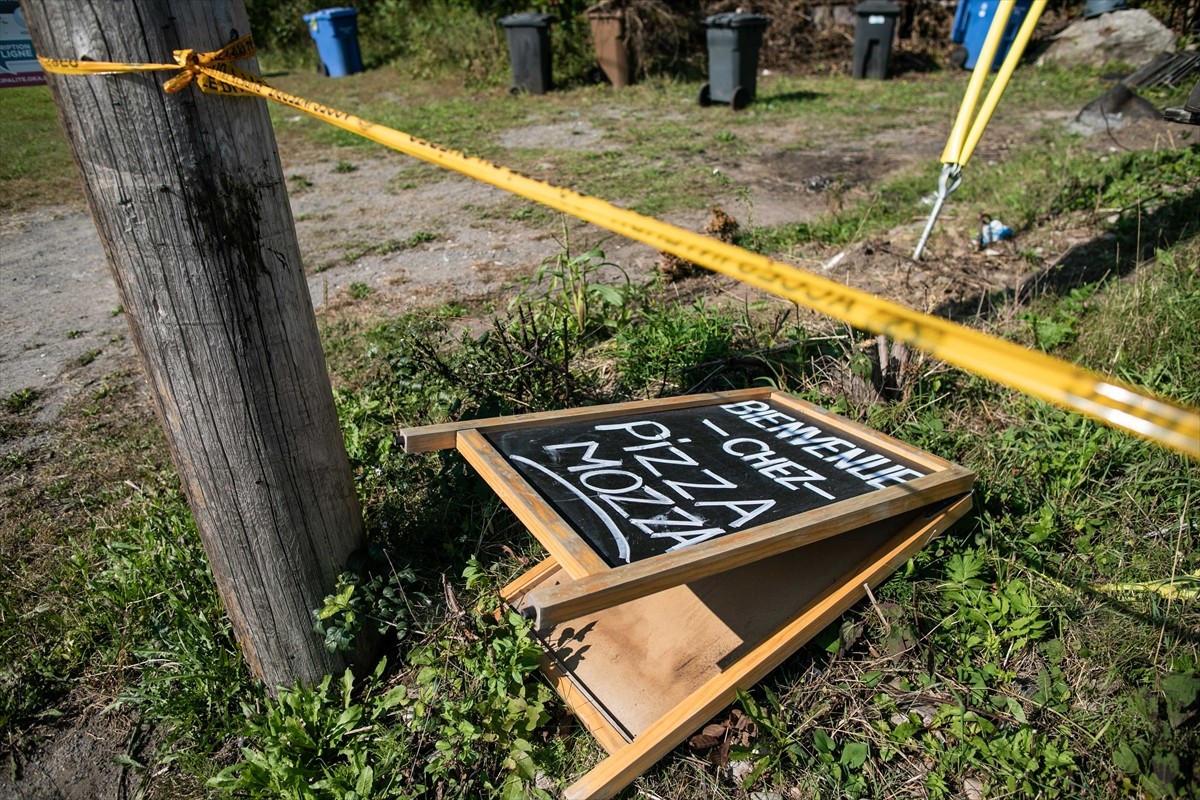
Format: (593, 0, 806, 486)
(23, 0, 370, 689)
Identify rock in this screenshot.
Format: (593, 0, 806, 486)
(1038, 9, 1176, 70)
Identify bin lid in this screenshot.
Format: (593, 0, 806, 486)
(302, 7, 357, 22)
(585, 1, 622, 16)
(854, 1, 900, 15)
(703, 12, 769, 28)
(498, 12, 556, 27)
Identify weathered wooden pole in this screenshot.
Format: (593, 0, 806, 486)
(23, 0, 371, 689)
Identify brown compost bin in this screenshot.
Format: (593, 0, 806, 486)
(586, 7, 635, 87)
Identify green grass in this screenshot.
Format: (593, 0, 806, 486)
(3, 52, 1198, 800)
(2, 388, 39, 414)
(0, 86, 80, 210)
(259, 230, 1197, 799)
(338, 231, 440, 267)
(739, 139, 1200, 262)
(2, 56, 1119, 223)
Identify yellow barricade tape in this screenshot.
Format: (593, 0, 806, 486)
(1094, 573, 1199, 602)
(39, 40, 1200, 459)
(39, 35, 258, 95)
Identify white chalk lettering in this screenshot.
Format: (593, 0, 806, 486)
(829, 451, 887, 472)
(801, 436, 857, 458)
(625, 440, 700, 477)
(695, 498, 775, 528)
(721, 403, 927, 488)
(865, 466, 926, 489)
(742, 450, 786, 468)
(769, 421, 823, 443)
(653, 527, 730, 551)
(743, 409, 795, 430)
(723, 437, 770, 457)
(720, 400, 771, 416)
(595, 482, 675, 518)
(578, 469, 644, 495)
(663, 468, 737, 500)
(770, 465, 835, 499)
(723, 437, 835, 499)
(510, 455, 632, 562)
(545, 440, 624, 472)
(594, 419, 671, 441)
(630, 504, 720, 533)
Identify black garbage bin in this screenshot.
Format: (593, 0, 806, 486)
(499, 12, 555, 94)
(700, 12, 769, 110)
(852, 1, 900, 80)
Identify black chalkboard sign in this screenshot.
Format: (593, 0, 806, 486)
(400, 388, 974, 628)
(485, 397, 929, 566)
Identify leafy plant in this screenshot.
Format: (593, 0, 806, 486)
(314, 559, 427, 654)
(208, 660, 410, 798)
(1019, 285, 1096, 352)
(615, 298, 738, 394)
(515, 236, 635, 342)
(409, 604, 554, 800)
(2, 387, 38, 413)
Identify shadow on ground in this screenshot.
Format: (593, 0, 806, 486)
(933, 187, 1200, 321)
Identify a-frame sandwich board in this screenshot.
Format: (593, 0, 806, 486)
(399, 388, 974, 627)
(399, 388, 974, 796)
(501, 494, 972, 798)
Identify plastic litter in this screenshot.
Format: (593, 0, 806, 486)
(977, 214, 1013, 249)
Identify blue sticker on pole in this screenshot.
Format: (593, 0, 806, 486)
(0, 2, 45, 88)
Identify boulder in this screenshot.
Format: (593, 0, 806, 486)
(1038, 9, 1176, 69)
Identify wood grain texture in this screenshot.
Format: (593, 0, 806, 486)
(398, 387, 772, 452)
(24, 1, 367, 688)
(501, 557, 631, 752)
(532, 495, 973, 799)
(499, 555, 562, 600)
(458, 430, 610, 578)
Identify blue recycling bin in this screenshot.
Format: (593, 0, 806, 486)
(303, 7, 363, 77)
(949, 0, 1033, 71)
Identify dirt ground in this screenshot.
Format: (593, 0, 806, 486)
(6, 102, 1165, 413)
(0, 75, 1191, 797)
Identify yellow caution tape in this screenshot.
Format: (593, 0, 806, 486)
(39, 35, 258, 96)
(39, 40, 1200, 459)
(1094, 573, 1199, 602)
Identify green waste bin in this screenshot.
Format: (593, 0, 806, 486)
(499, 12, 555, 94)
(699, 12, 769, 110)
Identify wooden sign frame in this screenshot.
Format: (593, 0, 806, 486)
(400, 388, 974, 627)
(503, 495, 973, 799)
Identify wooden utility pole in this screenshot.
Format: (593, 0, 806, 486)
(24, 0, 371, 689)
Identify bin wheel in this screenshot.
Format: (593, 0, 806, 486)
(508, 85, 520, 96)
(949, 46, 968, 70)
(731, 86, 748, 111)
(698, 83, 712, 107)
(317, 61, 329, 77)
